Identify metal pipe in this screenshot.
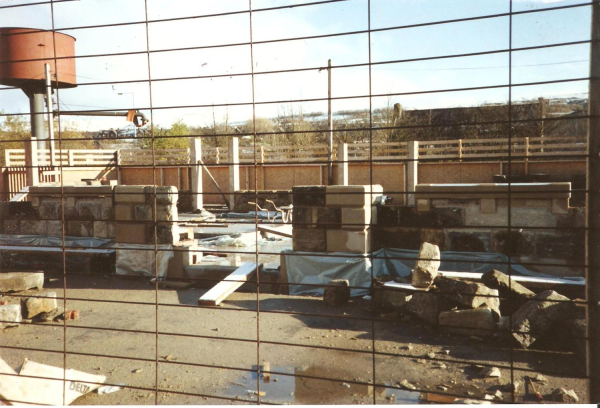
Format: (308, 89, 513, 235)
(27, 91, 46, 151)
(45, 63, 56, 167)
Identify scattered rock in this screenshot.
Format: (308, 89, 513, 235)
(132, 368, 143, 374)
(437, 385, 448, 391)
(503, 290, 575, 348)
(20, 292, 57, 319)
(494, 390, 503, 399)
(399, 379, 416, 390)
(532, 373, 547, 383)
(480, 367, 501, 378)
(341, 382, 351, 388)
(323, 279, 350, 307)
(412, 242, 441, 288)
(0, 304, 22, 327)
(551, 388, 579, 403)
(403, 344, 413, 351)
(427, 352, 436, 359)
(439, 307, 496, 336)
(435, 276, 501, 319)
(0, 272, 44, 293)
(37, 307, 64, 322)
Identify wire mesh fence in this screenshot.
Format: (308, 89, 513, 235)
(0, 0, 597, 405)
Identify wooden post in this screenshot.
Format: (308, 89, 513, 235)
(586, 1, 600, 402)
(190, 138, 203, 211)
(328, 59, 334, 185)
(337, 142, 348, 186)
(24, 137, 39, 187)
(406, 140, 418, 206)
(228, 136, 240, 210)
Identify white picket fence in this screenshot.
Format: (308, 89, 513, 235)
(4, 136, 587, 167)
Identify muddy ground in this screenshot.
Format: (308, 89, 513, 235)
(0, 274, 588, 405)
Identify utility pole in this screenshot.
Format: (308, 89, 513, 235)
(328, 59, 334, 185)
(586, 0, 600, 402)
(45, 64, 56, 167)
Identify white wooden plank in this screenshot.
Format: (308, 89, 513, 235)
(198, 262, 261, 306)
(258, 224, 292, 238)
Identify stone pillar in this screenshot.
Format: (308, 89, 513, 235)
(228, 136, 240, 210)
(25, 137, 39, 188)
(337, 142, 348, 186)
(190, 138, 203, 211)
(407, 140, 418, 206)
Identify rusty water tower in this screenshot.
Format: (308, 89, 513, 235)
(0, 27, 76, 150)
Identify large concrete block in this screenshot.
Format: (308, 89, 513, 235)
(326, 229, 371, 253)
(341, 207, 373, 230)
(412, 242, 440, 288)
(21, 291, 58, 319)
(0, 304, 22, 327)
(146, 186, 178, 205)
(61, 185, 114, 196)
(0, 272, 44, 292)
(115, 223, 148, 244)
(292, 207, 317, 228)
(292, 228, 326, 252)
(438, 308, 496, 336)
(316, 207, 341, 228)
(114, 186, 146, 203)
(325, 185, 383, 208)
(292, 185, 326, 207)
(114, 204, 133, 221)
(134, 205, 153, 221)
(76, 201, 103, 220)
(435, 276, 501, 318)
(503, 290, 575, 348)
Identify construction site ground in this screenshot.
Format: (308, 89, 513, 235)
(0, 274, 587, 405)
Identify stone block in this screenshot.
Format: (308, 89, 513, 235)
(30, 196, 40, 207)
(480, 198, 496, 214)
(134, 205, 153, 221)
(292, 206, 317, 228)
(8, 202, 36, 219)
(0, 202, 8, 218)
(326, 229, 371, 253)
(292, 228, 326, 252)
(61, 185, 114, 196)
(0, 272, 44, 292)
(67, 221, 93, 237)
(157, 205, 177, 222)
(341, 207, 372, 230)
(372, 283, 412, 313)
(438, 308, 496, 336)
(551, 198, 568, 214)
(435, 276, 501, 318)
(503, 290, 575, 348)
(325, 185, 383, 208)
(155, 225, 179, 245)
(4, 219, 19, 234)
(103, 197, 113, 208)
(21, 291, 58, 319)
(412, 242, 440, 288)
(47, 221, 63, 236)
(143, 186, 178, 205)
(448, 231, 490, 252)
(323, 279, 350, 307)
(114, 186, 146, 203)
(93, 221, 108, 238)
(406, 291, 452, 325)
(38, 200, 62, 220)
(416, 199, 430, 212)
(0, 304, 22, 327)
(481, 270, 534, 299)
(115, 204, 133, 221)
(19, 220, 47, 236)
(108, 222, 116, 239)
(66, 197, 75, 208)
(292, 185, 326, 207)
(115, 223, 148, 244)
(76, 201, 103, 220)
(377, 206, 399, 225)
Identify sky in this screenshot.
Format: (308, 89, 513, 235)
(0, 0, 592, 133)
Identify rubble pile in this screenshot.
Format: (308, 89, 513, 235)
(386, 243, 584, 352)
(0, 272, 77, 329)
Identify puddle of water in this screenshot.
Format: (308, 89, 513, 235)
(225, 365, 421, 405)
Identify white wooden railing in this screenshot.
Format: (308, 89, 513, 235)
(4, 136, 587, 167)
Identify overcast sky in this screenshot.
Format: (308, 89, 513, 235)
(0, 0, 592, 132)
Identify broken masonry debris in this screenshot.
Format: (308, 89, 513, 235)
(20, 291, 57, 319)
(323, 279, 350, 307)
(412, 242, 441, 288)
